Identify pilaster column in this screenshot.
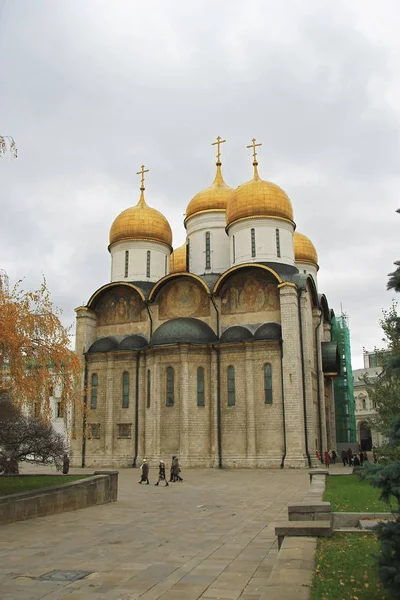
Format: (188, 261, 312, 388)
(279, 283, 308, 467)
(105, 354, 115, 464)
(74, 307, 97, 357)
(210, 349, 219, 467)
(179, 346, 190, 462)
(299, 290, 317, 465)
(137, 354, 146, 462)
(153, 360, 161, 459)
(245, 343, 256, 464)
(313, 308, 328, 456)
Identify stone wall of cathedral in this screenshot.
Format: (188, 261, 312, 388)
(71, 267, 334, 469)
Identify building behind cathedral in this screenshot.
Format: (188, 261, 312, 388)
(71, 138, 342, 469)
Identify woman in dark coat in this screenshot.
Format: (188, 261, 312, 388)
(139, 459, 149, 484)
(155, 460, 169, 487)
(172, 456, 183, 482)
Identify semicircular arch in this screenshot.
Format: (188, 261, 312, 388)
(87, 282, 146, 309)
(148, 272, 210, 302)
(213, 263, 282, 295)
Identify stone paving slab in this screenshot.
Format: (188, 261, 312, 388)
(0, 466, 313, 599)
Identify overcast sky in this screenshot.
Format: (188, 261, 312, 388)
(1, 0, 399, 368)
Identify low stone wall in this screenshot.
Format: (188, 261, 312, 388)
(332, 511, 394, 529)
(0, 470, 118, 526)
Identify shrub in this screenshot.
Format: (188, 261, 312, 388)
(363, 418, 400, 597)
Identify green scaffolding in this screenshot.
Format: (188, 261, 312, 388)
(331, 315, 357, 444)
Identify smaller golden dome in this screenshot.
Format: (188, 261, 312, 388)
(169, 243, 187, 273)
(185, 164, 233, 224)
(226, 162, 294, 228)
(109, 189, 172, 247)
(294, 232, 318, 266)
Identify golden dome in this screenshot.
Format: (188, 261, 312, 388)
(294, 232, 318, 265)
(226, 164, 294, 228)
(109, 189, 172, 247)
(169, 243, 187, 273)
(185, 164, 233, 224)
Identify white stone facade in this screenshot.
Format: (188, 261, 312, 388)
(110, 239, 170, 283)
(353, 351, 384, 451)
(228, 218, 295, 268)
(186, 211, 230, 275)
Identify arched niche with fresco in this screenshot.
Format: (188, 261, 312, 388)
(217, 267, 281, 327)
(91, 285, 146, 327)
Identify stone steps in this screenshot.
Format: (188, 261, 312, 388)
(275, 520, 332, 549)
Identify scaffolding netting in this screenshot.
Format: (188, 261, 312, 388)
(331, 315, 357, 444)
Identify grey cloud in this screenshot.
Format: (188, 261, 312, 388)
(1, 0, 399, 368)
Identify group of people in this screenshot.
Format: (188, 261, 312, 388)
(340, 448, 369, 467)
(316, 449, 337, 466)
(138, 456, 183, 487)
(316, 448, 370, 468)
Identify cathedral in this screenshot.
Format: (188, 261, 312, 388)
(71, 138, 339, 469)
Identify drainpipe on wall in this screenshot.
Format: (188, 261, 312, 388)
(279, 340, 287, 468)
(210, 294, 220, 337)
(315, 311, 323, 463)
(132, 350, 141, 467)
(145, 301, 153, 338)
(210, 294, 222, 468)
(214, 345, 223, 468)
(81, 353, 88, 468)
(298, 290, 312, 468)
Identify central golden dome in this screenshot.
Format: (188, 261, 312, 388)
(169, 243, 187, 273)
(294, 232, 318, 265)
(226, 165, 294, 228)
(109, 189, 172, 247)
(185, 164, 233, 224)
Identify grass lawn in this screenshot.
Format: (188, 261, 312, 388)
(312, 533, 388, 600)
(0, 475, 90, 496)
(324, 475, 390, 512)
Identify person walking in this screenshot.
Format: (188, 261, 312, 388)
(331, 450, 337, 465)
(341, 449, 347, 467)
(155, 460, 169, 487)
(62, 453, 70, 475)
(359, 451, 364, 466)
(139, 459, 149, 484)
(169, 456, 176, 482)
(324, 450, 330, 468)
(172, 456, 183, 482)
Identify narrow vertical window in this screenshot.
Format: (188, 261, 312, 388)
(276, 229, 281, 258)
(197, 367, 205, 406)
(232, 235, 236, 263)
(90, 374, 98, 409)
(147, 369, 151, 408)
(264, 363, 272, 404)
(187, 239, 191, 272)
(122, 371, 129, 408)
(165, 254, 168, 275)
(205, 231, 211, 269)
(146, 250, 151, 278)
(251, 228, 256, 258)
(166, 366, 174, 406)
(227, 366, 235, 406)
(124, 250, 129, 278)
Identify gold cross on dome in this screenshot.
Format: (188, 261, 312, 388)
(136, 164, 149, 189)
(247, 138, 262, 162)
(211, 136, 226, 163)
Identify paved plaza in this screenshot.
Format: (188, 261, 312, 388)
(1, 467, 315, 600)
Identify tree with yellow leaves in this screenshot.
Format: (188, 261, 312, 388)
(0, 274, 80, 419)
